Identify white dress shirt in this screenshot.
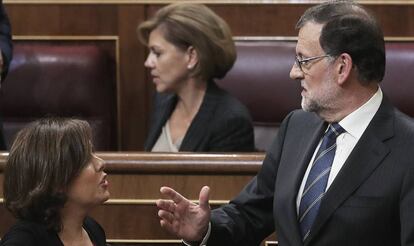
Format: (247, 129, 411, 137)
(296, 87, 383, 213)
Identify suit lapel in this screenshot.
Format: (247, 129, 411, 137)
(145, 94, 177, 150)
(276, 114, 327, 246)
(305, 98, 394, 245)
(180, 82, 219, 151)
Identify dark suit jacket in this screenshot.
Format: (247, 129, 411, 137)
(144, 82, 255, 152)
(0, 2, 12, 150)
(209, 96, 414, 246)
(0, 217, 106, 246)
(0, 2, 12, 80)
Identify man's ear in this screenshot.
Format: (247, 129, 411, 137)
(337, 53, 353, 85)
(186, 46, 198, 69)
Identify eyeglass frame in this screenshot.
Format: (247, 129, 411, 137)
(294, 54, 332, 73)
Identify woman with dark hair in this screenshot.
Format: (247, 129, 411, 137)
(138, 3, 255, 152)
(1, 118, 108, 246)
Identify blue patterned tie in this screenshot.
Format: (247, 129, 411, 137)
(298, 123, 345, 241)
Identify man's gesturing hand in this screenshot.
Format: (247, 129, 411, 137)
(156, 186, 211, 242)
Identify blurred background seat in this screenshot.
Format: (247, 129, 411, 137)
(0, 40, 117, 150)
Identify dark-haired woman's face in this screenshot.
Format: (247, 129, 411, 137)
(66, 154, 109, 208)
(144, 27, 192, 93)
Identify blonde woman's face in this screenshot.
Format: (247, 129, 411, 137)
(66, 154, 109, 209)
(144, 27, 192, 93)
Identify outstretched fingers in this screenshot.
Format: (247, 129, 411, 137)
(156, 197, 176, 213)
(160, 186, 187, 204)
(198, 186, 210, 210)
(157, 186, 189, 236)
(157, 197, 180, 234)
(158, 208, 178, 232)
(156, 186, 212, 242)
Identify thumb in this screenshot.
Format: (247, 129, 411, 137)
(198, 186, 210, 210)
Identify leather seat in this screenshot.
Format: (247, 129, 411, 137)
(0, 41, 117, 150)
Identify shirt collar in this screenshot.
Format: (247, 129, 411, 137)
(339, 87, 383, 140)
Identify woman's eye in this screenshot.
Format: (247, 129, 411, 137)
(150, 48, 161, 57)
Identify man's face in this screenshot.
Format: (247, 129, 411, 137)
(290, 22, 340, 116)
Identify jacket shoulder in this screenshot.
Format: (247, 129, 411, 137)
(0, 220, 47, 246)
(84, 217, 107, 246)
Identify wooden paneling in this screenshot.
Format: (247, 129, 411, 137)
(116, 5, 148, 150)
(3, 3, 414, 151)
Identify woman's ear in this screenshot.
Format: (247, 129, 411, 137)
(186, 46, 198, 69)
(337, 53, 353, 85)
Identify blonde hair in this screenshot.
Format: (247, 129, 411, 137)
(137, 3, 236, 81)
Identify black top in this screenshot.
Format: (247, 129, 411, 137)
(145, 81, 255, 152)
(0, 217, 106, 246)
(0, 1, 13, 80)
(0, 2, 14, 150)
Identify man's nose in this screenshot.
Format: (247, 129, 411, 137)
(290, 63, 303, 80)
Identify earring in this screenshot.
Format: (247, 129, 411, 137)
(187, 65, 193, 69)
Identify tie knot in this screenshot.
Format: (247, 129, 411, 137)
(326, 123, 345, 140)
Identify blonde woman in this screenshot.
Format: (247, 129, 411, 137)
(138, 3, 254, 152)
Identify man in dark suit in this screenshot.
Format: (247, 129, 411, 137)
(0, 1, 13, 150)
(156, 1, 414, 245)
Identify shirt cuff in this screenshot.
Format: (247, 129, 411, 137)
(182, 222, 211, 246)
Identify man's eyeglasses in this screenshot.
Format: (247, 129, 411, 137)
(294, 54, 331, 73)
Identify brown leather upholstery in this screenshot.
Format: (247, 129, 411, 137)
(381, 42, 414, 117)
(218, 40, 414, 151)
(0, 41, 117, 150)
(218, 40, 299, 151)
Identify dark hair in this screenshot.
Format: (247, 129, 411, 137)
(296, 1, 385, 83)
(3, 118, 93, 232)
(137, 3, 236, 81)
